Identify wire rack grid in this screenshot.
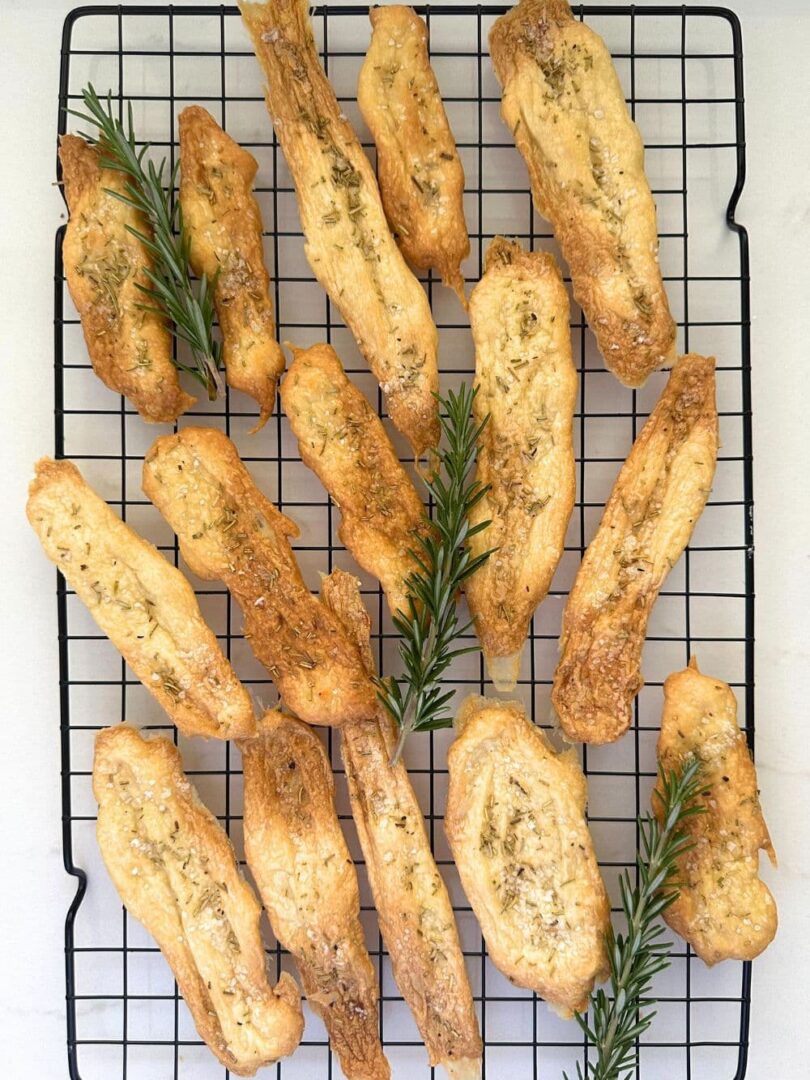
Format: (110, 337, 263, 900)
(54, 4, 752, 1079)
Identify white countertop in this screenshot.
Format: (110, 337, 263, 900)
(1, 1, 807, 1077)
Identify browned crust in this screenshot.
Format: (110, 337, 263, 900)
(143, 426, 376, 727)
(552, 354, 718, 743)
(446, 696, 609, 1016)
(59, 134, 194, 422)
(238, 0, 439, 458)
(358, 5, 469, 305)
(179, 106, 284, 430)
(465, 237, 576, 690)
(27, 458, 255, 739)
(280, 342, 431, 617)
(321, 569, 483, 1075)
(239, 711, 390, 1080)
(489, 0, 676, 386)
(655, 659, 777, 965)
(93, 725, 303, 1075)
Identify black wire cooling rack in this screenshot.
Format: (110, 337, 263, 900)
(54, 4, 753, 1078)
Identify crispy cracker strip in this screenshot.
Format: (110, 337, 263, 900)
(179, 106, 284, 430)
(552, 354, 718, 743)
(143, 426, 376, 727)
(280, 342, 430, 618)
(358, 5, 469, 305)
(655, 658, 777, 965)
(94, 725, 302, 1075)
(447, 696, 609, 1017)
(240, 710, 390, 1080)
(466, 237, 576, 690)
(238, 0, 439, 458)
(321, 568, 482, 1079)
(27, 458, 254, 740)
(489, 0, 676, 386)
(60, 134, 194, 422)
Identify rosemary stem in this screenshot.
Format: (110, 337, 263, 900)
(388, 703, 414, 769)
(200, 353, 224, 400)
(388, 616, 438, 768)
(596, 830, 668, 1077)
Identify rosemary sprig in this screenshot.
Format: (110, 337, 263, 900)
(566, 757, 705, 1080)
(68, 84, 222, 398)
(378, 384, 493, 767)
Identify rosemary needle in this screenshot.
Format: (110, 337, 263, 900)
(377, 383, 494, 766)
(565, 757, 705, 1080)
(67, 84, 222, 399)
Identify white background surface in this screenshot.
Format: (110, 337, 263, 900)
(0, 1, 808, 1077)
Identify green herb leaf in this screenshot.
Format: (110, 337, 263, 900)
(67, 85, 222, 398)
(564, 757, 705, 1080)
(377, 383, 494, 766)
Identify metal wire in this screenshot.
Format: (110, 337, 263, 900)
(55, 4, 752, 1078)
